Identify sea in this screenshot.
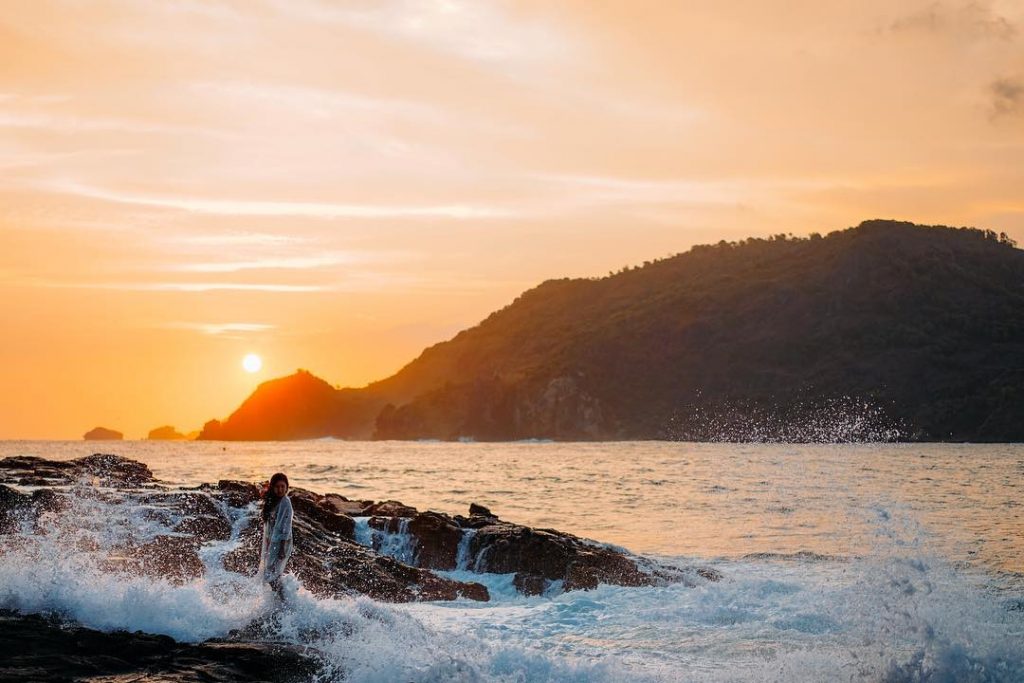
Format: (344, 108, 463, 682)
(1, 440, 1022, 682)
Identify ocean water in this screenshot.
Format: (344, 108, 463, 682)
(1, 440, 1022, 682)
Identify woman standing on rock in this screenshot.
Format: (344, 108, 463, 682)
(259, 472, 293, 601)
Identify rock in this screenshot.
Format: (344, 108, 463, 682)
(1, 454, 710, 602)
(321, 493, 372, 516)
(406, 511, 462, 570)
(469, 502, 493, 517)
(84, 426, 123, 440)
(288, 488, 355, 537)
(74, 453, 155, 486)
(221, 498, 487, 604)
(0, 610, 321, 682)
(148, 425, 187, 440)
(217, 479, 261, 507)
(364, 499, 417, 517)
(513, 572, 548, 596)
(125, 535, 205, 582)
(0, 485, 31, 533)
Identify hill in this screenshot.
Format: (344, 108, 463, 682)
(199, 220, 1024, 442)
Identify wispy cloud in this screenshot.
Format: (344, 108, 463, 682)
(32, 280, 328, 293)
(162, 322, 276, 335)
(266, 0, 575, 67)
(51, 181, 511, 220)
(169, 232, 313, 247)
(172, 253, 355, 273)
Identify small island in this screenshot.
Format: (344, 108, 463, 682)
(83, 426, 123, 441)
(147, 425, 187, 440)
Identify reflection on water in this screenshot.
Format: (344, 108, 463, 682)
(2, 440, 1022, 575)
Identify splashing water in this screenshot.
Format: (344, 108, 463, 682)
(1, 441, 1022, 681)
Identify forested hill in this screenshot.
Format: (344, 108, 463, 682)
(199, 220, 1024, 442)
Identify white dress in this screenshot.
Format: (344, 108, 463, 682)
(259, 495, 293, 584)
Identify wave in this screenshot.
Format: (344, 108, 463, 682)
(1, 480, 1022, 681)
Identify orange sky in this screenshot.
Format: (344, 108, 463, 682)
(2, 0, 1023, 439)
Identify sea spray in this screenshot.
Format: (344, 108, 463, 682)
(2, 445, 1023, 681)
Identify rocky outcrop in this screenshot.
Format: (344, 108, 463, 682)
(0, 453, 724, 682)
(0, 454, 716, 603)
(84, 426, 124, 440)
(370, 503, 720, 593)
(148, 425, 187, 440)
(0, 611, 321, 682)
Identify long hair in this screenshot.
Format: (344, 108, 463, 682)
(262, 472, 289, 523)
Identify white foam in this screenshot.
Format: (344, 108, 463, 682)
(1, 480, 1022, 681)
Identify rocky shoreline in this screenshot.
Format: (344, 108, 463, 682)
(0, 453, 720, 680)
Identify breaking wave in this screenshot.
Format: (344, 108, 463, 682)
(1, 475, 1022, 681)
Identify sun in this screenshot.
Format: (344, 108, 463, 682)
(242, 353, 262, 373)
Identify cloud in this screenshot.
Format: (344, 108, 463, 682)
(169, 232, 312, 247)
(990, 76, 1024, 117)
(32, 280, 328, 292)
(162, 322, 276, 335)
(172, 254, 354, 273)
(49, 180, 512, 220)
(266, 0, 575, 68)
(889, 1, 1016, 40)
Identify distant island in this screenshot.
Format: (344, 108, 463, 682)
(147, 425, 189, 440)
(198, 220, 1024, 443)
(83, 427, 123, 441)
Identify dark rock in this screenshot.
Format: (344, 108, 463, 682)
(364, 499, 417, 517)
(288, 488, 355, 537)
(0, 610, 321, 682)
(2, 453, 155, 488)
(469, 502, 493, 517)
(2, 454, 709, 601)
(407, 511, 462, 570)
(321, 493, 372, 516)
(222, 500, 487, 604)
(513, 572, 548, 596)
(74, 453, 154, 486)
(84, 426, 124, 440)
(125, 535, 205, 582)
(217, 479, 261, 507)
(0, 484, 31, 533)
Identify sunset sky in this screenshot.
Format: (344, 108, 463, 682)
(2, 0, 1023, 439)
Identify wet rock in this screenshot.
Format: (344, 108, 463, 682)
(469, 502, 494, 517)
(139, 492, 233, 543)
(406, 511, 463, 570)
(513, 572, 548, 596)
(125, 535, 205, 582)
(140, 535, 204, 580)
(288, 488, 355, 537)
(0, 453, 153, 488)
(223, 501, 488, 603)
(0, 456, 74, 487)
(321, 493, 372, 516)
(0, 485, 31, 533)
(364, 499, 418, 517)
(458, 507, 673, 592)
(1, 454, 710, 602)
(217, 479, 261, 507)
(75, 453, 154, 486)
(0, 610, 320, 682)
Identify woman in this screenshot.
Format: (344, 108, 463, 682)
(259, 472, 293, 600)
